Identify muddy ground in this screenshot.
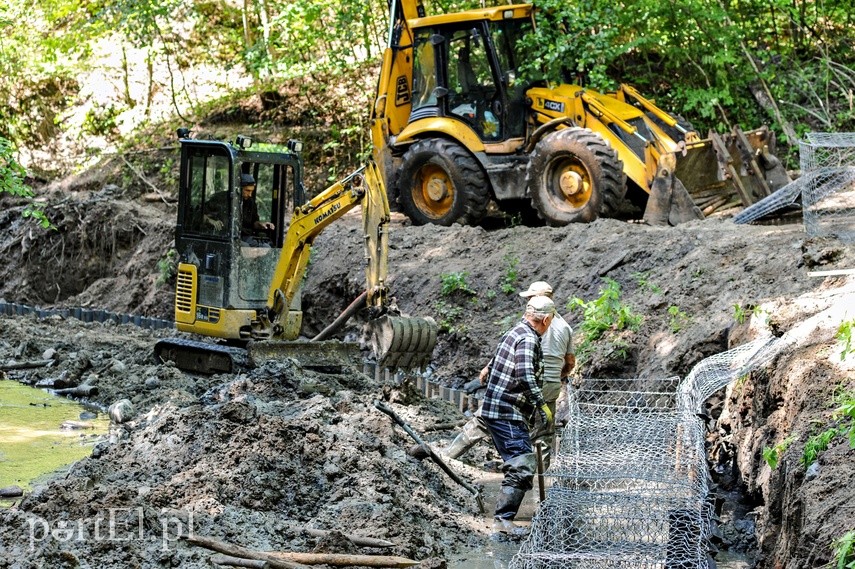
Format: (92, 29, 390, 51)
(0, 171, 854, 568)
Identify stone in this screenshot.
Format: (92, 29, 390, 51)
(108, 399, 135, 424)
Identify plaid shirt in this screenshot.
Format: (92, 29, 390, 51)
(479, 319, 545, 423)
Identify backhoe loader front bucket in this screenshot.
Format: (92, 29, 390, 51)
(368, 314, 438, 371)
(673, 126, 791, 217)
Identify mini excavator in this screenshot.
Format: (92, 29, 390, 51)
(154, 129, 437, 374)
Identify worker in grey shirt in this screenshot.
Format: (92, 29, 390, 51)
(521, 281, 575, 467)
(441, 281, 574, 469)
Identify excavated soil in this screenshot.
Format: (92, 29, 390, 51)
(1, 176, 854, 568)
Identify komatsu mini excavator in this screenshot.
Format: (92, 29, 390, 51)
(370, 0, 792, 226)
(154, 129, 436, 374)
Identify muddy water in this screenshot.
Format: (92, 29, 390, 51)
(0, 380, 108, 500)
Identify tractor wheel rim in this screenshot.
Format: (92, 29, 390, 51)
(414, 164, 454, 218)
(551, 158, 592, 210)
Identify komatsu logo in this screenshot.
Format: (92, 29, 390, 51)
(544, 99, 564, 112)
(314, 203, 341, 225)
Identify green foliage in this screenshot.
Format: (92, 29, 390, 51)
(632, 271, 661, 294)
(800, 389, 855, 468)
(433, 301, 464, 334)
(569, 278, 641, 362)
(836, 319, 855, 361)
(832, 531, 855, 569)
(801, 427, 840, 469)
(833, 389, 855, 450)
(500, 255, 520, 295)
(733, 303, 748, 325)
(440, 271, 476, 297)
(156, 248, 178, 287)
(0, 136, 52, 229)
(762, 435, 796, 470)
(667, 305, 689, 333)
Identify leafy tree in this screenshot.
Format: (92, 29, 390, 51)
(0, 136, 51, 228)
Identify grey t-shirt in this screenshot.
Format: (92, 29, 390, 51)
(541, 313, 573, 383)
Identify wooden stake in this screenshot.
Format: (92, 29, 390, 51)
(264, 551, 419, 567)
(183, 535, 307, 569)
(303, 528, 395, 548)
(210, 554, 270, 568)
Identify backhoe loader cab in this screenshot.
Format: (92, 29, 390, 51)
(371, 1, 791, 226)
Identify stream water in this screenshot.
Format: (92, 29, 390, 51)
(0, 379, 108, 503)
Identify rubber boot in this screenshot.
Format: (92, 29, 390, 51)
(494, 487, 527, 522)
(441, 417, 489, 459)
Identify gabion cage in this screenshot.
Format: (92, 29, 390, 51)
(800, 132, 855, 242)
(510, 339, 775, 569)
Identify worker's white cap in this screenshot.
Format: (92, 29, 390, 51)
(519, 281, 553, 298)
(525, 295, 556, 317)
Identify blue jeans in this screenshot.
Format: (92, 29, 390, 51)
(483, 416, 536, 520)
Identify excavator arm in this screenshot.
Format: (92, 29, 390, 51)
(258, 161, 436, 369)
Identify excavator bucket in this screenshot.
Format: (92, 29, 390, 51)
(673, 126, 791, 217)
(368, 314, 438, 371)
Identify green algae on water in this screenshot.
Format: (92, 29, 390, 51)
(0, 379, 109, 496)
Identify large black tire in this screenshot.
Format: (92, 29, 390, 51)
(397, 139, 490, 226)
(526, 127, 626, 225)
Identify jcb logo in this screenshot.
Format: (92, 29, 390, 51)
(544, 99, 564, 112)
(395, 76, 411, 106)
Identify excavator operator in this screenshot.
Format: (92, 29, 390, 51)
(240, 173, 274, 245)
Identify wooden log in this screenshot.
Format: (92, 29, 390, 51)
(303, 528, 395, 549)
(53, 384, 99, 397)
(0, 359, 52, 371)
(263, 552, 419, 567)
(183, 535, 307, 569)
(210, 554, 270, 568)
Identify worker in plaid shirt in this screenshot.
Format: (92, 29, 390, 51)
(479, 294, 555, 535)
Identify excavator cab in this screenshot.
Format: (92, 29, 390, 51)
(172, 134, 306, 342)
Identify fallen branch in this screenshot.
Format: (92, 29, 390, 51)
(304, 528, 395, 549)
(0, 359, 53, 371)
(119, 154, 172, 206)
(183, 535, 307, 569)
(210, 554, 269, 568)
(264, 552, 419, 567)
(374, 400, 485, 513)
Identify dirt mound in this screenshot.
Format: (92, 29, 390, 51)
(0, 316, 477, 568)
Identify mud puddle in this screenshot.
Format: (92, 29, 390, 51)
(0, 379, 108, 502)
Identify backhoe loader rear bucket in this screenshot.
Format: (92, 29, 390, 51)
(368, 314, 438, 371)
(674, 126, 792, 217)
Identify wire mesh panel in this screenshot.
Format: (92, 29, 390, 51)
(510, 340, 778, 569)
(800, 133, 855, 242)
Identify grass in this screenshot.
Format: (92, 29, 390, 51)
(631, 271, 661, 294)
(667, 305, 689, 333)
(832, 531, 855, 569)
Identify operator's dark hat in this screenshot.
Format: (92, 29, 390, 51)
(240, 173, 256, 186)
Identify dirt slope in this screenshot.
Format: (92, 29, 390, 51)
(1, 180, 854, 567)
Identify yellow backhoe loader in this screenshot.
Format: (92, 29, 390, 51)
(154, 129, 437, 374)
(370, 1, 791, 226)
